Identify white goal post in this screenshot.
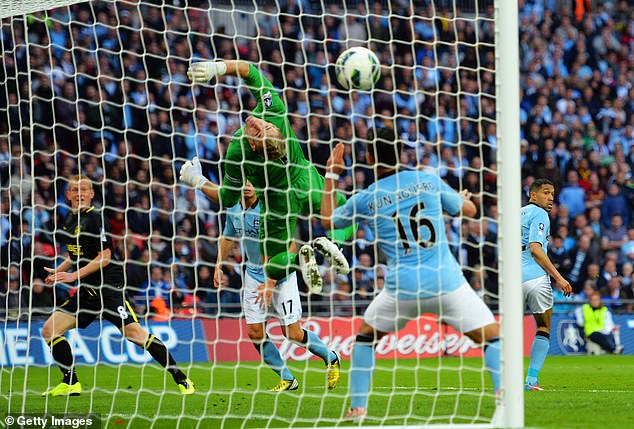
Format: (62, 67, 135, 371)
(1, 0, 523, 427)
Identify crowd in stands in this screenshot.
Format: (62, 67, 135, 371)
(1, 0, 633, 320)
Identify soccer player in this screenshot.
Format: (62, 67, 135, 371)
(521, 178, 572, 390)
(41, 175, 194, 396)
(320, 129, 501, 421)
(180, 59, 351, 292)
(215, 181, 340, 391)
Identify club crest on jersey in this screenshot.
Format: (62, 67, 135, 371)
(74, 225, 81, 235)
(263, 91, 273, 108)
(254, 218, 260, 227)
(538, 223, 545, 235)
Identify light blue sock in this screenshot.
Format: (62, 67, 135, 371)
(526, 333, 550, 385)
(302, 330, 335, 364)
(484, 339, 501, 392)
(350, 343, 375, 410)
(261, 340, 294, 381)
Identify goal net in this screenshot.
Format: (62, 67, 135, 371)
(1, 0, 522, 427)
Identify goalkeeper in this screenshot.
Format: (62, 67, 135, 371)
(180, 59, 352, 291)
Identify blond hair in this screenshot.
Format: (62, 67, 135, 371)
(69, 174, 93, 188)
(263, 127, 287, 160)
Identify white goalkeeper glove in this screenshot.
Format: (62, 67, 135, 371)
(180, 157, 208, 189)
(187, 61, 227, 83)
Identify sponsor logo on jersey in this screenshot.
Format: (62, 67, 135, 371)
(263, 91, 273, 108)
(100, 227, 107, 242)
(67, 244, 83, 256)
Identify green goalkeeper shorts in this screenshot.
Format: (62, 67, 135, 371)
(259, 165, 348, 258)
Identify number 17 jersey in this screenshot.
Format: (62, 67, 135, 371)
(332, 170, 466, 299)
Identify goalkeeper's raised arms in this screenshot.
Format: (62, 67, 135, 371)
(179, 157, 220, 203)
(187, 60, 250, 83)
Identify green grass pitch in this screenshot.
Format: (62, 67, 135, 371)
(2, 356, 633, 428)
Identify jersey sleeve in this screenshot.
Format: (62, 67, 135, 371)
(219, 139, 245, 208)
(223, 209, 239, 239)
(528, 210, 549, 244)
(439, 179, 464, 215)
(243, 64, 286, 116)
(332, 192, 369, 229)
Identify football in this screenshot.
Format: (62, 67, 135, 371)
(335, 47, 381, 90)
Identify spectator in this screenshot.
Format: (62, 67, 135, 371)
(602, 183, 630, 227)
(137, 265, 172, 312)
(567, 234, 599, 292)
(575, 292, 623, 354)
(558, 170, 586, 218)
(30, 277, 54, 314)
(621, 229, 634, 264)
(601, 215, 628, 262)
(333, 275, 353, 316)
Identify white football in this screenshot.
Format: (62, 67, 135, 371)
(335, 47, 380, 90)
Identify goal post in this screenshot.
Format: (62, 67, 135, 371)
(495, 0, 524, 427)
(1, 0, 524, 427)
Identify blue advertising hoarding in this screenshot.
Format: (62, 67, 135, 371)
(0, 320, 209, 366)
(550, 314, 634, 355)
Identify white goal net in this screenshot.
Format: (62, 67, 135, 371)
(1, 0, 522, 427)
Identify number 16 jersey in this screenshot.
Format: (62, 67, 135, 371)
(332, 170, 466, 300)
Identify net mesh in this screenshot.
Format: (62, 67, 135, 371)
(1, 0, 501, 427)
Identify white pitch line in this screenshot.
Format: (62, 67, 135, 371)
(200, 386, 633, 394)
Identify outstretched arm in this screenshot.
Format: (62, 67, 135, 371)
(188, 59, 251, 83)
(321, 143, 346, 230)
(188, 60, 284, 115)
(179, 156, 220, 203)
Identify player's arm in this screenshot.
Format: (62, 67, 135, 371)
(321, 143, 346, 230)
(43, 258, 73, 283)
(188, 60, 285, 115)
(529, 242, 572, 296)
(214, 236, 236, 288)
(179, 156, 219, 202)
(188, 59, 250, 83)
(440, 180, 476, 217)
(458, 190, 477, 217)
(44, 250, 112, 284)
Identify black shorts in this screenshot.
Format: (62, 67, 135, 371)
(58, 286, 138, 329)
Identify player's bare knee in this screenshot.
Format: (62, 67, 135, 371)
(464, 329, 484, 345)
(284, 323, 304, 343)
(121, 323, 148, 344)
(247, 324, 265, 342)
(41, 321, 54, 342)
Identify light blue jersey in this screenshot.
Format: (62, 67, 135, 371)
(332, 170, 466, 299)
(521, 203, 550, 282)
(224, 202, 265, 284)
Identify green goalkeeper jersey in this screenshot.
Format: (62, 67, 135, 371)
(218, 65, 313, 215)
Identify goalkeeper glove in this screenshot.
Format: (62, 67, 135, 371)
(187, 61, 227, 83)
(180, 157, 208, 189)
